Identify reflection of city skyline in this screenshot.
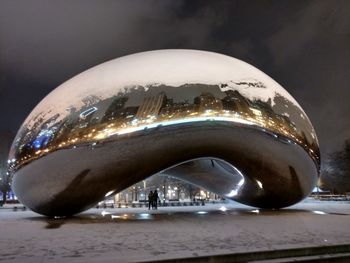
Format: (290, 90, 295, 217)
(10, 84, 319, 171)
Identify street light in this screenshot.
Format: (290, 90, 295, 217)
(143, 180, 147, 202)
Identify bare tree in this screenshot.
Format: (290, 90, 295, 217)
(0, 174, 10, 205)
(0, 131, 14, 205)
(320, 139, 350, 194)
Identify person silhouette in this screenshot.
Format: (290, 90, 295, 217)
(148, 191, 153, 210)
(153, 190, 159, 210)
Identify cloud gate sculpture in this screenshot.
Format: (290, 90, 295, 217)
(9, 50, 320, 217)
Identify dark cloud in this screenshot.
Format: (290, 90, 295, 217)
(263, 0, 350, 153)
(0, 0, 349, 157)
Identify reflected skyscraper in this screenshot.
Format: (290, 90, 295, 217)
(136, 92, 166, 119)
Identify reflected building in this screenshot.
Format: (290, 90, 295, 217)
(136, 92, 166, 119)
(222, 90, 251, 114)
(195, 92, 223, 112)
(102, 97, 128, 122)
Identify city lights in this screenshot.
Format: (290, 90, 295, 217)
(10, 83, 319, 172)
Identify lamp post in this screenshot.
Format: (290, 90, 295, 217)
(143, 180, 147, 202)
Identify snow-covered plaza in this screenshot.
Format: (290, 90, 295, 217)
(0, 199, 350, 262)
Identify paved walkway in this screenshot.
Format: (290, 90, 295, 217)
(0, 199, 350, 262)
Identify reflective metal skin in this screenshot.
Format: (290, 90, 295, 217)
(9, 50, 320, 216)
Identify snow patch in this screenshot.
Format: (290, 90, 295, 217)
(220, 79, 277, 106)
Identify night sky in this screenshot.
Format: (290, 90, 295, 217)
(0, 0, 349, 158)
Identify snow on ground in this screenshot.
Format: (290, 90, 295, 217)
(0, 199, 350, 263)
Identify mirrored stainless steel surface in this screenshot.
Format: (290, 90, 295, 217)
(8, 50, 320, 216)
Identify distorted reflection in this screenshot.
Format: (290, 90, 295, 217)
(219, 206, 227, 212)
(313, 210, 326, 215)
(197, 211, 208, 215)
(226, 178, 245, 198)
(109, 213, 154, 220)
(104, 191, 115, 197)
(139, 213, 151, 218)
(9, 83, 319, 172)
(256, 180, 263, 189)
(101, 210, 111, 217)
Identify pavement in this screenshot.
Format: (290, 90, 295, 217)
(0, 198, 350, 262)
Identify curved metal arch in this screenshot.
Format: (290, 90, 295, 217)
(9, 50, 320, 216)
